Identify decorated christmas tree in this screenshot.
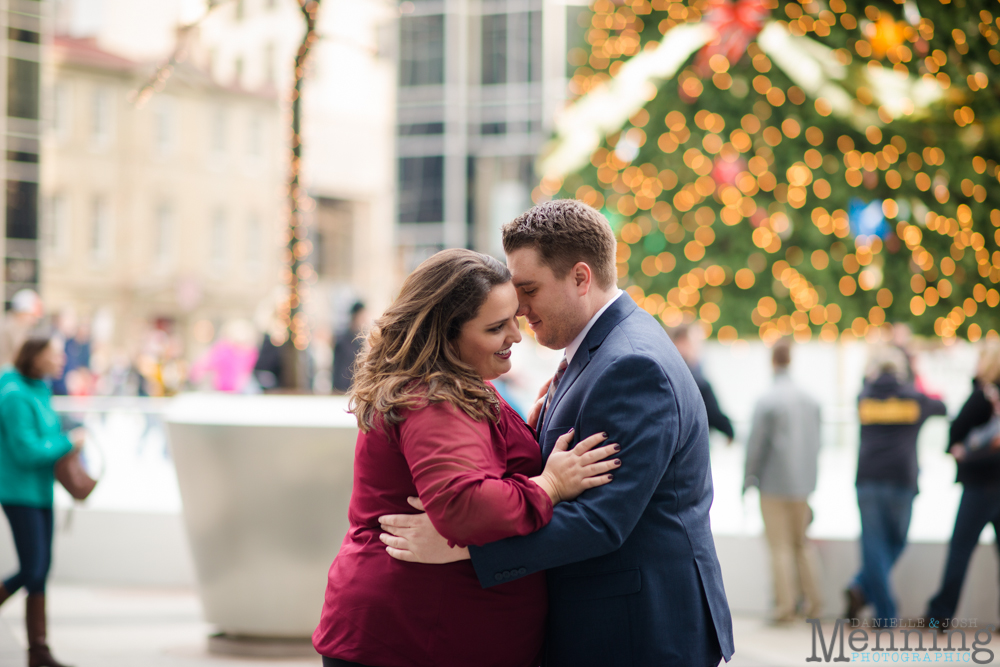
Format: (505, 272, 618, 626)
(537, 0, 1000, 344)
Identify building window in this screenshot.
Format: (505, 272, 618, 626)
(399, 156, 444, 223)
(52, 82, 71, 140)
(91, 196, 111, 263)
(399, 122, 444, 136)
(248, 113, 263, 158)
(264, 43, 276, 85)
(155, 97, 174, 155)
(155, 203, 173, 265)
(529, 11, 542, 82)
(481, 14, 507, 85)
(8, 27, 40, 44)
(509, 12, 542, 83)
(5, 151, 37, 163)
(211, 209, 227, 270)
(91, 87, 112, 147)
(6, 180, 37, 240)
(481, 122, 506, 135)
(43, 194, 69, 257)
(5, 256, 37, 288)
(211, 106, 226, 156)
(246, 213, 262, 271)
(314, 198, 354, 281)
(7, 58, 40, 120)
(399, 15, 444, 86)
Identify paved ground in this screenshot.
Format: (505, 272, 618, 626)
(0, 585, 995, 666)
(0, 585, 317, 667)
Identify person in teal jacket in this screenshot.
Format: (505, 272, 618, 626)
(0, 334, 83, 667)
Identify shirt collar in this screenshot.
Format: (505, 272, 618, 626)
(564, 290, 623, 366)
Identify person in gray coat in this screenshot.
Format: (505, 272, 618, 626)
(743, 339, 823, 622)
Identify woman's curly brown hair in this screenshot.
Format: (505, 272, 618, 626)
(349, 248, 512, 432)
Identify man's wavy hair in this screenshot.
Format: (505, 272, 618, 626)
(501, 199, 617, 289)
(349, 248, 511, 432)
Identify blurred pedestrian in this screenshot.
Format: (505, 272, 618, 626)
(332, 301, 367, 394)
(669, 323, 734, 442)
(889, 323, 916, 386)
(253, 315, 289, 391)
(743, 339, 823, 623)
(0, 290, 42, 367)
(845, 346, 946, 623)
(51, 312, 92, 397)
(62, 321, 92, 394)
(189, 320, 258, 393)
(0, 333, 84, 667)
(925, 339, 1000, 625)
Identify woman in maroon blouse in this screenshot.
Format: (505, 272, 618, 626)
(313, 249, 620, 667)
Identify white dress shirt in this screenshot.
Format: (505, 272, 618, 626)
(563, 289, 623, 366)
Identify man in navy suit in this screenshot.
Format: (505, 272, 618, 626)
(380, 200, 734, 666)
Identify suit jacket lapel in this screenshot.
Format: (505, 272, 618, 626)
(541, 294, 639, 437)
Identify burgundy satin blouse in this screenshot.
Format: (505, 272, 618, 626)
(313, 394, 552, 667)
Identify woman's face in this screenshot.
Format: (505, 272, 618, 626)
(455, 282, 522, 381)
(34, 341, 66, 379)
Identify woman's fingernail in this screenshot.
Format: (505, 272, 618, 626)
(613, 444, 621, 452)
(602, 432, 608, 438)
(614, 459, 621, 466)
(568, 427, 574, 433)
(607, 474, 614, 480)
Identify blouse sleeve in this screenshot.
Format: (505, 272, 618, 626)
(399, 401, 553, 548)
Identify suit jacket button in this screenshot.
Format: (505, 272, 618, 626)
(518, 567, 527, 575)
(495, 573, 503, 581)
(502, 570, 510, 578)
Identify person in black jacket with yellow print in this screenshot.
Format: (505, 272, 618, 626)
(844, 345, 946, 623)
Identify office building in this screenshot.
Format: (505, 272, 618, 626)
(395, 0, 573, 268)
(4, 0, 45, 307)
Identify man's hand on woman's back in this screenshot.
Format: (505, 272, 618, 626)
(380, 497, 470, 564)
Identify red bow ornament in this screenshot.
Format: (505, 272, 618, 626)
(694, 0, 770, 76)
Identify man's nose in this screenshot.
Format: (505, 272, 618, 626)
(516, 301, 529, 318)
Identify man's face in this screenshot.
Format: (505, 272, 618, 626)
(506, 247, 588, 350)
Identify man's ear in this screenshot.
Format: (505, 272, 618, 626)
(572, 262, 593, 295)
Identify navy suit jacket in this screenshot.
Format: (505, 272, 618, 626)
(469, 294, 735, 667)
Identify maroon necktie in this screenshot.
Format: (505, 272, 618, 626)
(544, 357, 569, 414)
